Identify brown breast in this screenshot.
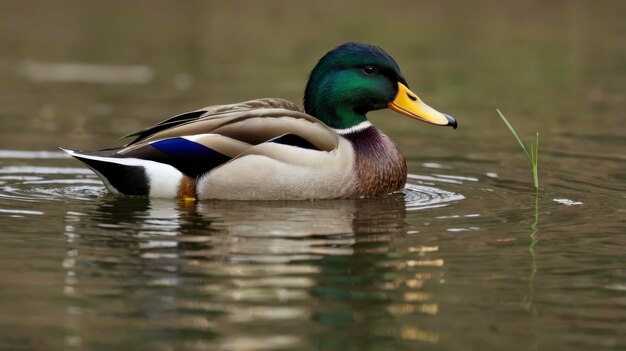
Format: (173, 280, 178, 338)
(343, 127, 407, 196)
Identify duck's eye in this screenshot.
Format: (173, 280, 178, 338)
(363, 65, 376, 75)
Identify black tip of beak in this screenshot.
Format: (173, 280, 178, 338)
(445, 114, 458, 129)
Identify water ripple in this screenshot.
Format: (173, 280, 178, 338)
(0, 150, 70, 159)
(403, 173, 466, 211)
(0, 150, 467, 213)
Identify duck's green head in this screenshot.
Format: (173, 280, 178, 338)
(304, 42, 457, 131)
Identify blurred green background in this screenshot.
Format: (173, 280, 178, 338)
(0, 0, 623, 150)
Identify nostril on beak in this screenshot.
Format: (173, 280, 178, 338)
(407, 93, 417, 101)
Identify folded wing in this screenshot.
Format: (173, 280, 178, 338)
(64, 98, 342, 196)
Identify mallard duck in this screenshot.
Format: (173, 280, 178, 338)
(64, 42, 457, 200)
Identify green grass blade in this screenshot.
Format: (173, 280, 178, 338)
(497, 110, 540, 190)
(530, 143, 538, 191)
(532, 132, 539, 190)
(497, 109, 532, 162)
(534, 132, 539, 163)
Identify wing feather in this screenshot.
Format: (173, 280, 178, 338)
(123, 98, 305, 145)
(112, 98, 340, 177)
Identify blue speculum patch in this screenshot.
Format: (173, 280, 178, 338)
(151, 138, 231, 177)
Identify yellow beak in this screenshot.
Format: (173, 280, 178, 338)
(388, 82, 457, 128)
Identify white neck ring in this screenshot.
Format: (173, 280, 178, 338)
(332, 121, 373, 135)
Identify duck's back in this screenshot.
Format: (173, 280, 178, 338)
(64, 98, 360, 200)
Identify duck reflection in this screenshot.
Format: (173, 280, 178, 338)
(62, 194, 442, 349)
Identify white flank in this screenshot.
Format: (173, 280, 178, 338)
(332, 121, 372, 135)
(62, 149, 183, 198)
(196, 138, 357, 200)
(145, 164, 184, 198)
